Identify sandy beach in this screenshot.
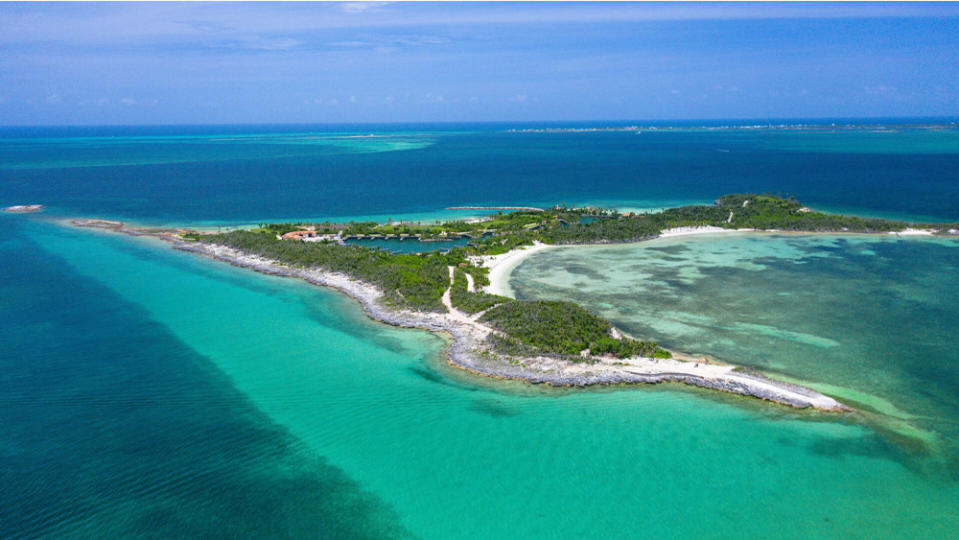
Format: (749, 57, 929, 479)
(658, 225, 755, 238)
(63, 216, 851, 411)
(164, 237, 846, 411)
(891, 228, 936, 236)
(471, 241, 555, 296)
(477, 227, 754, 297)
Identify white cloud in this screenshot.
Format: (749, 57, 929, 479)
(339, 2, 392, 15)
(45, 94, 62, 104)
(331, 34, 450, 51)
(3, 2, 953, 51)
(120, 97, 137, 105)
(1, 2, 956, 59)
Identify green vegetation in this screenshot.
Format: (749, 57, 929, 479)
(589, 337, 672, 359)
(461, 264, 491, 287)
(534, 193, 935, 245)
(449, 268, 511, 314)
(480, 300, 669, 360)
(717, 194, 913, 232)
(252, 222, 305, 236)
(193, 194, 948, 363)
(180, 232, 203, 242)
(199, 231, 456, 311)
(480, 300, 611, 355)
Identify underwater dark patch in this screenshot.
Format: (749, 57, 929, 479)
(407, 365, 478, 393)
(644, 244, 689, 255)
(563, 264, 606, 280)
(468, 398, 519, 418)
(0, 232, 411, 540)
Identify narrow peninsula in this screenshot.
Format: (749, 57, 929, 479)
(73, 194, 959, 411)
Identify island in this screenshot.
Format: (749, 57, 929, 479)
(2, 204, 44, 213)
(72, 194, 959, 411)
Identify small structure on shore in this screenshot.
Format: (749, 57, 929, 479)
(281, 230, 320, 240)
(281, 229, 339, 243)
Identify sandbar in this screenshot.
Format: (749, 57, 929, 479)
(2, 204, 44, 213)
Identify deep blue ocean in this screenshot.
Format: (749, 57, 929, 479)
(2, 122, 959, 538)
(2, 121, 958, 224)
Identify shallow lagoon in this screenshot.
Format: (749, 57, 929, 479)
(344, 235, 471, 253)
(511, 233, 959, 457)
(4, 124, 959, 538)
(4, 219, 959, 538)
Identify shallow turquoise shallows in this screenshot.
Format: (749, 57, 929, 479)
(3, 218, 958, 539)
(510, 234, 959, 492)
(3, 124, 959, 538)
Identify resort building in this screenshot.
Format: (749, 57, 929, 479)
(281, 230, 319, 240)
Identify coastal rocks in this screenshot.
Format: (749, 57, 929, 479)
(2, 204, 44, 213)
(453, 350, 848, 411)
(164, 240, 848, 413)
(172, 241, 461, 336)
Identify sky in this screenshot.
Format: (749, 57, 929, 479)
(1, 1, 958, 125)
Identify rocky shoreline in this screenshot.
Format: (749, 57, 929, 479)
(170, 239, 848, 412)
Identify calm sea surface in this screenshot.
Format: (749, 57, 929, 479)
(2, 123, 959, 538)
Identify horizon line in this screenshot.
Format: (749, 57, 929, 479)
(2, 115, 958, 130)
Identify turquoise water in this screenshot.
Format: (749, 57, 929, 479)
(344, 236, 471, 254)
(4, 124, 959, 538)
(5, 218, 959, 538)
(0, 131, 436, 170)
(511, 234, 959, 456)
(3, 123, 959, 224)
